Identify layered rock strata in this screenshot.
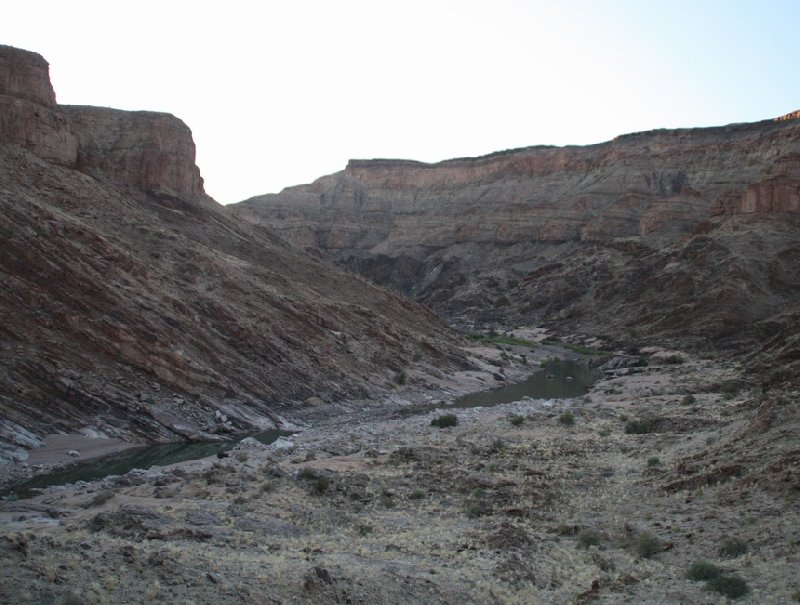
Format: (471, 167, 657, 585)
(63, 106, 204, 196)
(0, 44, 77, 165)
(0, 46, 465, 458)
(233, 113, 800, 384)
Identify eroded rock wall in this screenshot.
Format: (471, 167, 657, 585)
(63, 106, 205, 196)
(232, 113, 800, 369)
(0, 45, 77, 165)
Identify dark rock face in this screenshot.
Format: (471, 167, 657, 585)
(0, 46, 464, 452)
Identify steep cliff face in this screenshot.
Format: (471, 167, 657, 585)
(232, 114, 800, 379)
(235, 119, 800, 255)
(0, 46, 464, 459)
(63, 106, 205, 196)
(0, 45, 77, 165)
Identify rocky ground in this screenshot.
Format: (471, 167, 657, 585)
(2, 341, 797, 604)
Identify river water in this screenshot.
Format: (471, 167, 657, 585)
(453, 359, 598, 407)
(4, 429, 291, 500)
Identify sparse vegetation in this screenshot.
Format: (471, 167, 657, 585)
(87, 490, 115, 507)
(412, 350, 423, 362)
(394, 370, 407, 385)
(409, 488, 426, 500)
(466, 502, 484, 518)
(297, 468, 317, 480)
(647, 457, 661, 467)
(577, 529, 601, 549)
(707, 575, 749, 599)
(625, 417, 659, 434)
(633, 531, 662, 559)
(682, 394, 696, 405)
(470, 332, 537, 347)
(509, 414, 524, 426)
(635, 356, 649, 367)
(686, 560, 722, 581)
(312, 476, 330, 494)
(719, 537, 748, 558)
(431, 414, 458, 428)
(662, 354, 685, 364)
(559, 411, 575, 427)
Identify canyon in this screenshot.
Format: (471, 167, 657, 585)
(232, 113, 800, 388)
(2, 44, 799, 604)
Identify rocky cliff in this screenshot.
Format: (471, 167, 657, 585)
(232, 113, 800, 384)
(0, 46, 465, 461)
(235, 119, 800, 253)
(0, 45, 77, 165)
(63, 106, 205, 196)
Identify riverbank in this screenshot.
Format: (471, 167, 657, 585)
(2, 344, 797, 603)
(0, 341, 541, 495)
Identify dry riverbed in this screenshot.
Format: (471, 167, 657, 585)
(1, 345, 799, 604)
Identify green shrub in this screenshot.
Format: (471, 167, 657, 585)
(470, 333, 537, 347)
(634, 531, 662, 559)
(682, 394, 696, 405)
(707, 575, 749, 599)
(62, 593, 84, 605)
(647, 457, 661, 468)
(312, 476, 330, 494)
(719, 537, 748, 558)
(577, 529, 601, 549)
(466, 502, 484, 518)
(88, 490, 115, 507)
(556, 523, 579, 536)
(625, 418, 658, 434)
(686, 560, 722, 581)
(636, 356, 650, 367)
(510, 415, 525, 426)
(431, 414, 458, 428)
(559, 412, 575, 427)
(394, 371, 407, 385)
(409, 488, 426, 500)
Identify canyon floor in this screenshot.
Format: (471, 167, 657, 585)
(1, 339, 799, 605)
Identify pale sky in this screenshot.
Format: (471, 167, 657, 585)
(4, 1, 799, 204)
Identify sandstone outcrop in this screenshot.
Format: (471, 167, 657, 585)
(0, 46, 465, 456)
(63, 106, 204, 196)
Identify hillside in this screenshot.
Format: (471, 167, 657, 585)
(0, 45, 465, 461)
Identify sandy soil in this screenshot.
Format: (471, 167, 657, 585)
(25, 434, 139, 467)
